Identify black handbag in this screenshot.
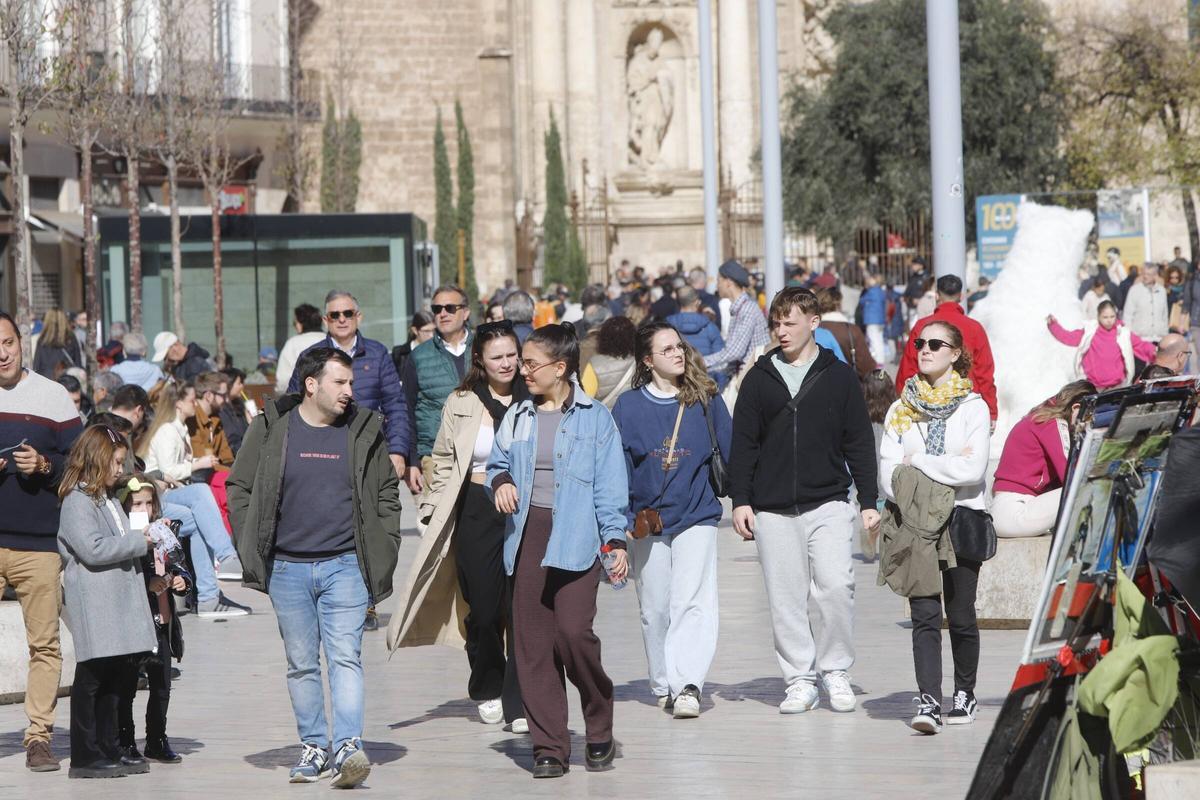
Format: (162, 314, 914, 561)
(949, 506, 997, 562)
(702, 400, 730, 498)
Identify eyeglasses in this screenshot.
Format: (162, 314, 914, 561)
(654, 343, 686, 358)
(326, 310, 357, 321)
(477, 320, 514, 336)
(432, 303, 467, 315)
(913, 338, 953, 353)
(519, 359, 561, 374)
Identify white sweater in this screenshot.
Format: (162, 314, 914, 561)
(878, 393, 991, 511)
(144, 418, 194, 483)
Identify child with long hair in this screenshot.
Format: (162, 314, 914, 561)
(1047, 301, 1156, 389)
(118, 474, 192, 763)
(57, 427, 157, 779)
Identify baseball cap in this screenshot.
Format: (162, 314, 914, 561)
(151, 331, 179, 363)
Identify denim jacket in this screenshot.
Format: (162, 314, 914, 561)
(486, 385, 629, 575)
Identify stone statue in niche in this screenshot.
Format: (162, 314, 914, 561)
(626, 26, 674, 169)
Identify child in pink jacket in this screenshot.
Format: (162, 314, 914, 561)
(1046, 301, 1156, 390)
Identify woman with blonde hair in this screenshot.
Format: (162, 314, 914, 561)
(33, 307, 83, 379)
(611, 321, 732, 718)
(142, 381, 249, 619)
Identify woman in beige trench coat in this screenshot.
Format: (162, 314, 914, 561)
(387, 320, 528, 731)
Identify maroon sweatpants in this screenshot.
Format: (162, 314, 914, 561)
(512, 506, 614, 763)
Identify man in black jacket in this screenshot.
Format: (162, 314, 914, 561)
(730, 287, 879, 716)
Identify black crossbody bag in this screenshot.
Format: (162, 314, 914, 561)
(701, 400, 729, 498)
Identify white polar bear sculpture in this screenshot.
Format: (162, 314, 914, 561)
(971, 201, 1096, 456)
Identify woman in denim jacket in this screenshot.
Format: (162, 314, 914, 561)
(487, 322, 629, 779)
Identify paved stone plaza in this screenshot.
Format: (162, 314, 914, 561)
(0, 502, 1024, 798)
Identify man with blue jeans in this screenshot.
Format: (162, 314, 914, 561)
(229, 347, 402, 788)
(162, 483, 245, 618)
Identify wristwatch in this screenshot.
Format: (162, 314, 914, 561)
(36, 455, 52, 476)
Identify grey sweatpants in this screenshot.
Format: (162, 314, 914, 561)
(629, 525, 719, 698)
(755, 501, 857, 687)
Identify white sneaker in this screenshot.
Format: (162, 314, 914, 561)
(779, 682, 819, 714)
(672, 685, 701, 719)
(822, 670, 857, 712)
(509, 717, 529, 734)
(477, 698, 504, 724)
(216, 554, 243, 581)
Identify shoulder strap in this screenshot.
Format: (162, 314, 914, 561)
(785, 361, 830, 414)
(602, 360, 637, 407)
(652, 402, 687, 506)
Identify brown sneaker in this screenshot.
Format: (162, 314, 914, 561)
(26, 740, 60, 772)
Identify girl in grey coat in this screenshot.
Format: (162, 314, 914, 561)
(57, 426, 156, 779)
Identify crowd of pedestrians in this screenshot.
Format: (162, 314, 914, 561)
(4, 244, 1199, 784)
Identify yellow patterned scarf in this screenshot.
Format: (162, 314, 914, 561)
(888, 373, 973, 454)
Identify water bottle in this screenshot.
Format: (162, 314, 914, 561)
(600, 544, 626, 590)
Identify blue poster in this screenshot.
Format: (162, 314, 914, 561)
(975, 194, 1022, 280)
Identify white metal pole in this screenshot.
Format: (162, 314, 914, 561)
(757, 0, 785, 301)
(926, 0, 967, 285)
(698, 0, 720, 281)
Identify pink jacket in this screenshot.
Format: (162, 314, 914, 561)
(1048, 320, 1156, 389)
(993, 414, 1068, 496)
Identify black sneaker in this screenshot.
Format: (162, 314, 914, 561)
(946, 690, 978, 725)
(910, 693, 942, 735)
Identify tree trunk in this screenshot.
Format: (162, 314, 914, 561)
(1182, 188, 1200, 267)
(211, 200, 226, 367)
(127, 150, 143, 332)
(80, 131, 99, 377)
(167, 154, 185, 339)
(10, 113, 32, 361)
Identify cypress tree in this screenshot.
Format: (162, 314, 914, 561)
(455, 100, 478, 301)
(433, 107, 456, 283)
(542, 111, 569, 288)
(320, 92, 362, 212)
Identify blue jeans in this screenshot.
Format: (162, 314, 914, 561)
(163, 483, 236, 604)
(268, 553, 368, 752)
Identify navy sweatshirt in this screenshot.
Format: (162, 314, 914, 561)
(0, 370, 84, 550)
(612, 386, 733, 536)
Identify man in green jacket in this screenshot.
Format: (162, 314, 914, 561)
(227, 347, 402, 789)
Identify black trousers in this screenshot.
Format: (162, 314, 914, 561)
(909, 559, 981, 703)
(71, 654, 140, 767)
(454, 482, 524, 722)
(118, 631, 172, 743)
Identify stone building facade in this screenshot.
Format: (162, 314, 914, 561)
(299, 0, 837, 294)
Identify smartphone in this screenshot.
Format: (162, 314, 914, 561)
(0, 438, 28, 457)
(129, 511, 150, 531)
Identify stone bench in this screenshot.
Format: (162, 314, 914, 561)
(976, 535, 1053, 629)
(1146, 760, 1200, 799)
(901, 535, 1054, 630)
(0, 600, 76, 705)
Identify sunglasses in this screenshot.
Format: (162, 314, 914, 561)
(519, 359, 561, 374)
(913, 338, 953, 353)
(326, 310, 357, 321)
(477, 320, 514, 336)
(432, 303, 467, 315)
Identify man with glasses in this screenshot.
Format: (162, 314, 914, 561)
(401, 284, 473, 495)
(894, 275, 997, 425)
(0, 312, 84, 772)
(1140, 332, 1190, 379)
(288, 290, 411, 630)
(188, 372, 235, 479)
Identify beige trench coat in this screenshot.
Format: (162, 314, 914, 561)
(386, 390, 485, 652)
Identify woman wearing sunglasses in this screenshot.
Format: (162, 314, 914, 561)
(487, 322, 629, 779)
(611, 321, 732, 719)
(387, 320, 527, 732)
(878, 321, 990, 735)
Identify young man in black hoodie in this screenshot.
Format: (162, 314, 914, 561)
(730, 287, 879, 715)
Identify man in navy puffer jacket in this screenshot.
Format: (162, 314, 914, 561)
(287, 290, 411, 472)
(667, 287, 724, 356)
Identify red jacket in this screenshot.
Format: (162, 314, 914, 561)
(895, 302, 998, 420)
